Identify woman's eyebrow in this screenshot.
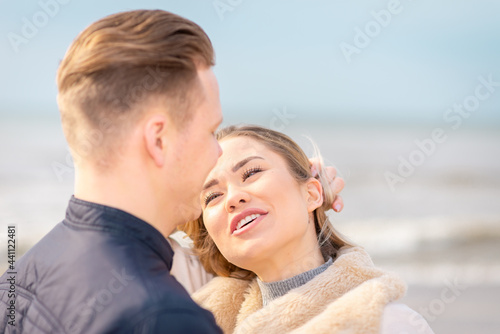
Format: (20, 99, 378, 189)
(202, 179, 218, 191)
(202, 156, 264, 191)
(232, 156, 264, 173)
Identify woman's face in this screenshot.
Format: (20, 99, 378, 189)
(200, 136, 322, 274)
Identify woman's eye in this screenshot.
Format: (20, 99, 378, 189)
(204, 192, 221, 206)
(242, 167, 263, 181)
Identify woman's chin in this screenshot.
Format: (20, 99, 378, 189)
(225, 240, 272, 270)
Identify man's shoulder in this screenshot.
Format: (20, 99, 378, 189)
(0, 220, 218, 333)
(119, 298, 223, 334)
(17, 219, 181, 296)
(12, 220, 164, 273)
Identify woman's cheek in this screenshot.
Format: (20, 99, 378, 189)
(204, 210, 224, 237)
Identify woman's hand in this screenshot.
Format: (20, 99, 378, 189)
(309, 159, 345, 212)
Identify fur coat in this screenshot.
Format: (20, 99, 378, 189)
(193, 246, 427, 334)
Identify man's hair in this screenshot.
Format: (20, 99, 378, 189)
(56, 10, 215, 166)
(180, 125, 354, 280)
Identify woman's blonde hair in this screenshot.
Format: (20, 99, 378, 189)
(180, 125, 353, 280)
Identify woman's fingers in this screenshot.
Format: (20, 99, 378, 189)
(324, 166, 337, 182)
(308, 160, 345, 212)
(329, 173, 345, 194)
(329, 175, 345, 212)
(332, 194, 344, 212)
(309, 157, 320, 177)
(323, 166, 345, 212)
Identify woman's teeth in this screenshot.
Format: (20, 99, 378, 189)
(236, 214, 261, 231)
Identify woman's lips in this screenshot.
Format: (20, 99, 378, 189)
(232, 214, 266, 236)
(230, 208, 268, 233)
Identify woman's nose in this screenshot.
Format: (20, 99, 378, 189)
(225, 186, 251, 212)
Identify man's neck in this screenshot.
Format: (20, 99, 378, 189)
(74, 168, 176, 239)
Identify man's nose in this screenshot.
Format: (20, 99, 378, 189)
(217, 142, 223, 158)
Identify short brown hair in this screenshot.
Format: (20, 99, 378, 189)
(56, 10, 215, 165)
(180, 125, 353, 280)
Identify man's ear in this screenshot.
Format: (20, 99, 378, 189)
(305, 177, 323, 213)
(144, 114, 169, 167)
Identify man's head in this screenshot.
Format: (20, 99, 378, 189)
(57, 9, 215, 165)
(57, 10, 223, 231)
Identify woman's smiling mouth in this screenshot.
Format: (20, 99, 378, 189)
(235, 213, 261, 230)
(230, 208, 268, 235)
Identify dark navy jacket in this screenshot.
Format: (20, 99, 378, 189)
(0, 196, 222, 333)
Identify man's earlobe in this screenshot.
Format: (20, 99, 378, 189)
(144, 115, 167, 167)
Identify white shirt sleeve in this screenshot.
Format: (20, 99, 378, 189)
(381, 303, 434, 334)
(168, 232, 214, 295)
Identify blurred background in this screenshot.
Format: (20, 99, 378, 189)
(1, 0, 499, 332)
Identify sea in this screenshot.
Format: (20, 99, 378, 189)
(1, 114, 499, 333)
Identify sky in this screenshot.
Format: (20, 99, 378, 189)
(1, 0, 499, 125)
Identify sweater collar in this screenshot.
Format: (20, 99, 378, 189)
(257, 257, 333, 306)
(64, 195, 174, 270)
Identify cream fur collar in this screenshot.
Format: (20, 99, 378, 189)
(193, 246, 406, 334)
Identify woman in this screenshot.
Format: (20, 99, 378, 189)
(182, 125, 433, 334)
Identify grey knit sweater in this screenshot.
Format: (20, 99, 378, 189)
(257, 257, 333, 306)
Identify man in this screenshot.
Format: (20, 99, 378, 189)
(0, 9, 344, 333)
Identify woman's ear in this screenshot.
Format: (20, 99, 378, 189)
(305, 177, 323, 213)
(144, 114, 168, 167)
